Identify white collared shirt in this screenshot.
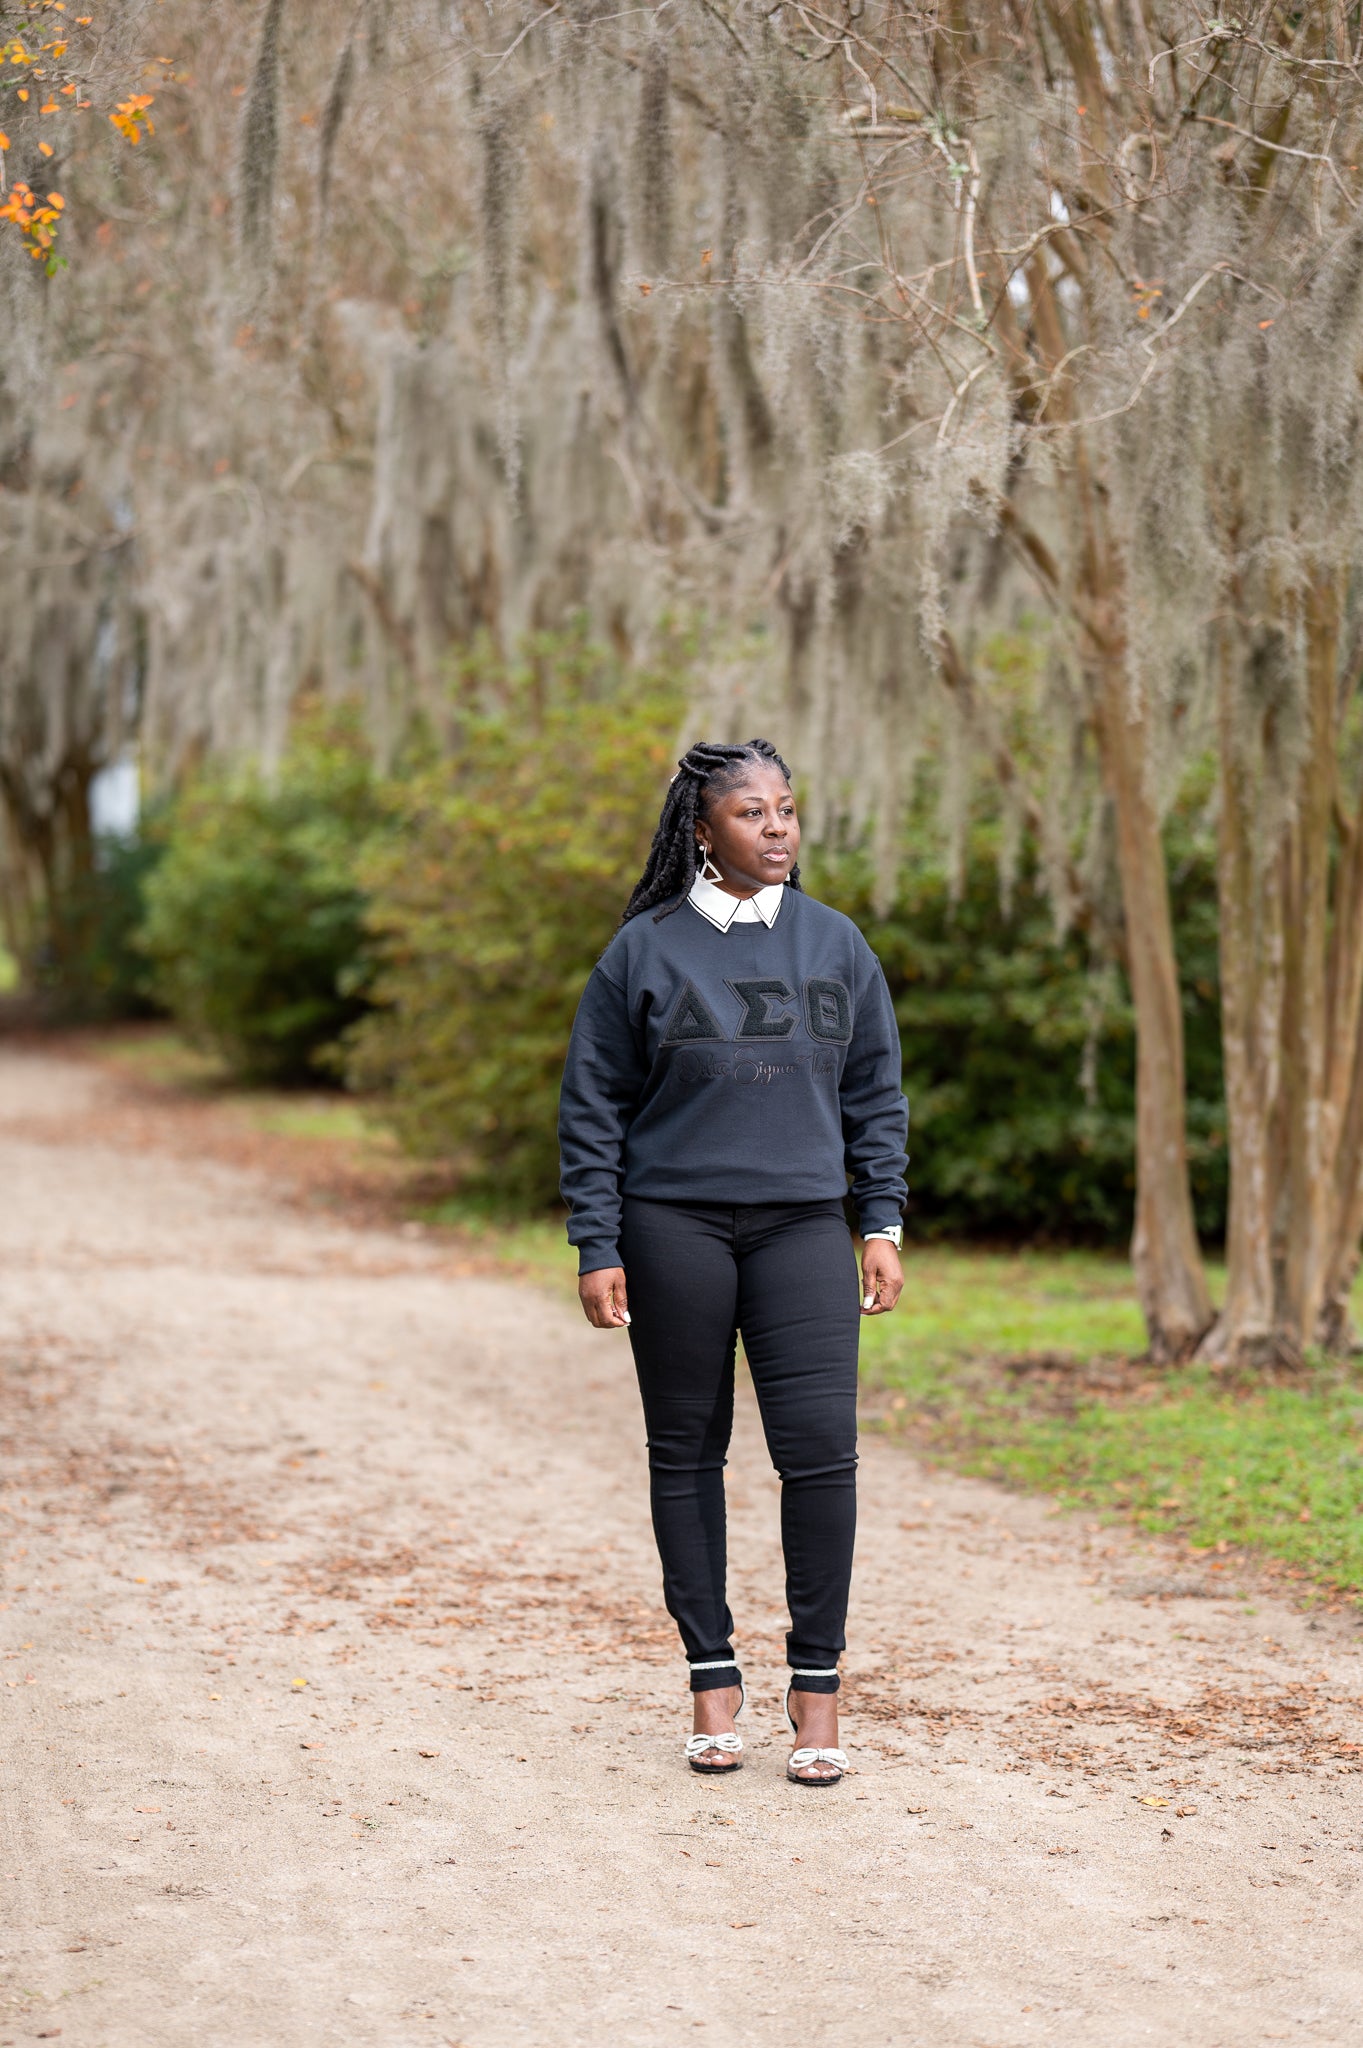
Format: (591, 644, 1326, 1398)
(683, 870, 898, 1247)
(686, 873, 786, 931)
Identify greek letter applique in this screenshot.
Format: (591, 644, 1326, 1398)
(803, 975, 852, 1043)
(662, 979, 726, 1044)
(725, 977, 799, 1040)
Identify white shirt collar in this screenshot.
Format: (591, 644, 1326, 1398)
(687, 873, 787, 931)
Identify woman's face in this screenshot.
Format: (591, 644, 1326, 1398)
(698, 765, 800, 895)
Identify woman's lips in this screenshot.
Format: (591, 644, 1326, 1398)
(763, 849, 790, 863)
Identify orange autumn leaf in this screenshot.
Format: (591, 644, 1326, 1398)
(110, 93, 154, 145)
(38, 140, 53, 156)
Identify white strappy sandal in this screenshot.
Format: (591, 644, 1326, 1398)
(784, 1669, 848, 1786)
(684, 1660, 745, 1774)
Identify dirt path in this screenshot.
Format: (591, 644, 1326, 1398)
(3, 1044, 1363, 2048)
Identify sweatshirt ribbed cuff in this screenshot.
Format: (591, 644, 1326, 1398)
(857, 1207, 903, 1237)
(576, 1243, 622, 1277)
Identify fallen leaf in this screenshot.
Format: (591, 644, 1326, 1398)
(418, 1748, 440, 1758)
(730, 1920, 756, 1929)
(134, 1806, 161, 1814)
(208, 1694, 220, 1701)
(907, 1805, 928, 1815)
(291, 1678, 308, 1690)
(1138, 1795, 1170, 1808)
(1176, 1805, 1198, 1817)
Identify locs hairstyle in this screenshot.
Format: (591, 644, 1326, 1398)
(621, 738, 803, 924)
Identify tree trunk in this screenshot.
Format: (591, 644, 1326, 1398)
(1092, 651, 1213, 1361)
(997, 243, 1213, 1366)
(0, 745, 99, 997)
(1204, 565, 1363, 1365)
(1197, 625, 1286, 1368)
(1313, 604, 1363, 1351)
(1275, 573, 1341, 1349)
(1318, 1031, 1363, 1353)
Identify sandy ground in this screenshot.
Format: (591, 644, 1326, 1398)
(4, 1045, 1363, 2047)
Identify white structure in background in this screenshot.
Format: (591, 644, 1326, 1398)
(89, 755, 140, 841)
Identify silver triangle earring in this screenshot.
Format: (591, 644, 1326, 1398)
(697, 841, 724, 883)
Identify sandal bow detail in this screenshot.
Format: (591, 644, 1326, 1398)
(784, 1668, 847, 1786)
(685, 1660, 745, 1774)
(685, 1729, 743, 1769)
(787, 1743, 849, 1783)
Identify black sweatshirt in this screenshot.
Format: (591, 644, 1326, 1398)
(558, 888, 910, 1273)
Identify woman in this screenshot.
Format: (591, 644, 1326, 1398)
(558, 738, 908, 1785)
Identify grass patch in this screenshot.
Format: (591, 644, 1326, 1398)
(416, 1192, 577, 1282)
(245, 1099, 378, 1143)
(863, 1248, 1363, 1597)
(95, 1028, 386, 1144)
(95, 1026, 228, 1091)
(0, 943, 17, 995)
(883, 1246, 1147, 1359)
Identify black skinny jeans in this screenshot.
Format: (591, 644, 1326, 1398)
(620, 1197, 861, 1696)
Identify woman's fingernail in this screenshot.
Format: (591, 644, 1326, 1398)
(863, 1293, 875, 1310)
(621, 1310, 632, 1325)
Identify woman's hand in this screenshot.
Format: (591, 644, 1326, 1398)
(579, 1266, 631, 1329)
(860, 1239, 903, 1315)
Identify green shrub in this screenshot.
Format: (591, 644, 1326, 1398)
(346, 641, 683, 1201)
(30, 830, 165, 1022)
(807, 805, 1226, 1244)
(137, 707, 382, 1083)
